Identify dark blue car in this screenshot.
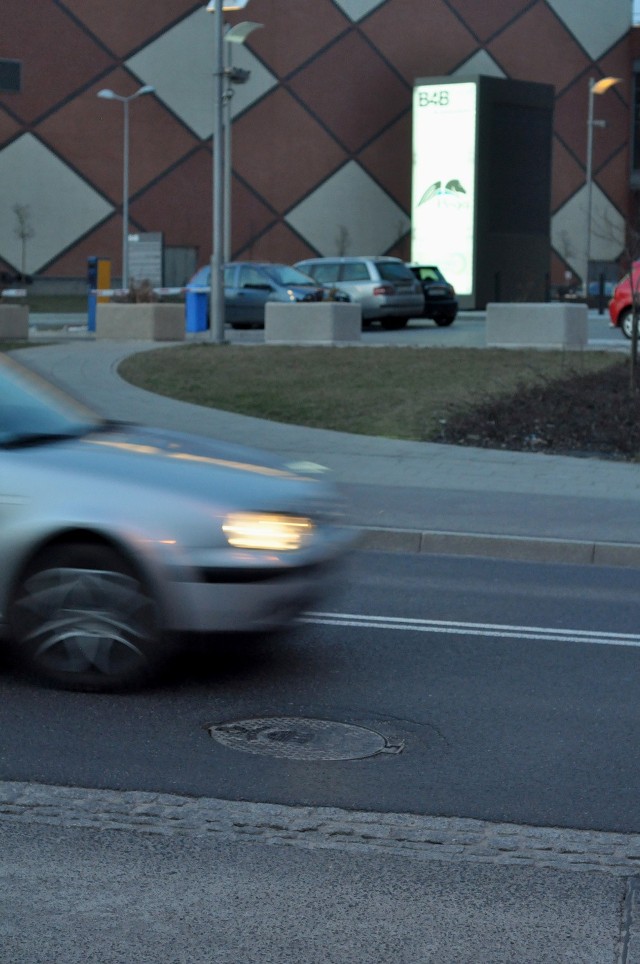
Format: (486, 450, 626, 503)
(188, 261, 326, 329)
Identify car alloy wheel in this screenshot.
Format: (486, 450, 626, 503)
(9, 544, 162, 691)
(620, 308, 634, 340)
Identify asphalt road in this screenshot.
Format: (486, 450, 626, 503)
(3, 549, 640, 835)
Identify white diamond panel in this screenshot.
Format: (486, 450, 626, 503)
(332, 0, 387, 22)
(286, 161, 410, 256)
(552, 184, 624, 280)
(547, 0, 630, 60)
(454, 51, 506, 79)
(126, 8, 276, 140)
(0, 134, 113, 274)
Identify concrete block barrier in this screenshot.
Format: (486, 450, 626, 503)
(0, 304, 29, 339)
(486, 302, 588, 349)
(265, 302, 361, 345)
(96, 303, 185, 341)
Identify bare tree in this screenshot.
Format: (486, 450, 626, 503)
(590, 205, 640, 391)
(335, 224, 350, 256)
(12, 203, 35, 278)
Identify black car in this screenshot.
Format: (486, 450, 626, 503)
(406, 264, 458, 327)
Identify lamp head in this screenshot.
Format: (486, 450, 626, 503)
(97, 86, 154, 102)
(207, 0, 251, 10)
(592, 76, 622, 95)
(225, 21, 263, 43)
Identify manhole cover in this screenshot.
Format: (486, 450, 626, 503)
(204, 717, 404, 761)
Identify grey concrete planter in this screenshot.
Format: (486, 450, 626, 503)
(0, 304, 29, 339)
(96, 303, 185, 341)
(485, 302, 588, 349)
(265, 302, 361, 345)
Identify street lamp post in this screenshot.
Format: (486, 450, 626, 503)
(584, 76, 621, 296)
(97, 85, 155, 290)
(206, 0, 251, 343)
(223, 21, 263, 262)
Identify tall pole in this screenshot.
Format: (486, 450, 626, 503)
(97, 85, 154, 292)
(207, 1, 252, 339)
(584, 76, 622, 297)
(224, 52, 232, 263)
(585, 80, 594, 297)
(122, 97, 130, 291)
(210, 1, 225, 343)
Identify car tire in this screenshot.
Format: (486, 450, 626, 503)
(379, 318, 409, 330)
(8, 543, 165, 692)
(620, 308, 634, 340)
(434, 314, 456, 327)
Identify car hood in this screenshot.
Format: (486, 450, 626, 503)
(281, 284, 322, 299)
(7, 423, 335, 509)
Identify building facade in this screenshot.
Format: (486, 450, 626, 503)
(0, 0, 634, 292)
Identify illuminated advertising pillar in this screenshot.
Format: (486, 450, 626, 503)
(411, 81, 477, 302)
(412, 76, 554, 309)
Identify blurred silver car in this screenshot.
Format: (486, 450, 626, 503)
(294, 256, 424, 329)
(0, 354, 351, 691)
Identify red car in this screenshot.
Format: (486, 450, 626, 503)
(609, 263, 640, 338)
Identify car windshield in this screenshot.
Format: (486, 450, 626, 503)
(377, 262, 416, 283)
(414, 266, 445, 282)
(188, 266, 211, 287)
(0, 355, 105, 447)
(263, 265, 317, 286)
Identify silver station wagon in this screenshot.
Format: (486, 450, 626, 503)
(0, 354, 352, 692)
(294, 256, 424, 329)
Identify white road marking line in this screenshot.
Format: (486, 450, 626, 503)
(302, 612, 640, 648)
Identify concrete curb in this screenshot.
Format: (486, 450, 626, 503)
(2, 780, 640, 876)
(353, 526, 640, 568)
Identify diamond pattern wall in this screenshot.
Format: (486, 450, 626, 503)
(0, 0, 633, 285)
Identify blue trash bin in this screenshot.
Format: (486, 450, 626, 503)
(87, 290, 97, 332)
(185, 288, 209, 332)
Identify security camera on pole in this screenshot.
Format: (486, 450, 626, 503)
(223, 21, 263, 261)
(206, 0, 254, 344)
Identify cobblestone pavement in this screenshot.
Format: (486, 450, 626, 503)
(2, 780, 640, 878)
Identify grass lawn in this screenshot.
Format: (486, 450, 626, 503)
(118, 343, 626, 448)
(2, 295, 87, 314)
(0, 341, 33, 351)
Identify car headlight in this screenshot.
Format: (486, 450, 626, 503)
(222, 513, 314, 551)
